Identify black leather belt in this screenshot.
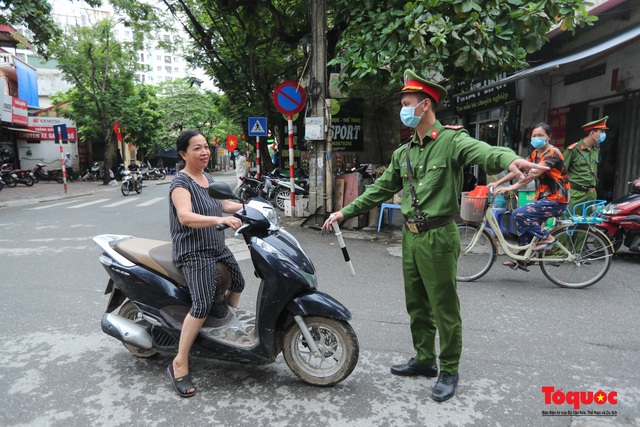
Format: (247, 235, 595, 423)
(570, 182, 595, 192)
(403, 215, 454, 233)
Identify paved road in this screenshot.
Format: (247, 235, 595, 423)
(1, 175, 638, 426)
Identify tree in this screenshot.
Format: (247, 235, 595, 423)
(158, 0, 309, 171)
(328, 0, 597, 92)
(49, 19, 146, 183)
(150, 79, 242, 155)
(0, 0, 100, 55)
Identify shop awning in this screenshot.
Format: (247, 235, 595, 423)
(1, 126, 29, 132)
(456, 23, 640, 97)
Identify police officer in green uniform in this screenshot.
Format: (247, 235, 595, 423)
(322, 70, 545, 402)
(564, 116, 608, 216)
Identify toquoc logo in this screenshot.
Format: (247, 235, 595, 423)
(542, 386, 618, 410)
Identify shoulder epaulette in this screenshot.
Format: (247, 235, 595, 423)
(444, 125, 464, 130)
(566, 143, 578, 150)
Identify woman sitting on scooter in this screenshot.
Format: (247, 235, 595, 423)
(490, 122, 570, 271)
(168, 129, 245, 397)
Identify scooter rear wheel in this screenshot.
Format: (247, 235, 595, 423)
(283, 316, 359, 386)
(117, 301, 158, 358)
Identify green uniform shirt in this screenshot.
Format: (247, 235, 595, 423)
(563, 141, 600, 188)
(341, 121, 520, 219)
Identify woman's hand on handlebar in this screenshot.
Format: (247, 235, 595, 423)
(218, 216, 243, 231)
(322, 212, 344, 231)
(491, 184, 514, 195)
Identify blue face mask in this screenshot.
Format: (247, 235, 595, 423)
(234, 152, 239, 157)
(530, 137, 547, 149)
(400, 100, 425, 128)
(597, 132, 607, 143)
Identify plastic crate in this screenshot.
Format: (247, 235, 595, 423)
(460, 192, 487, 222)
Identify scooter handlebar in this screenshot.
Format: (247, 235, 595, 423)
(215, 224, 230, 231)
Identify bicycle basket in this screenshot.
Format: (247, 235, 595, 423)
(460, 192, 487, 222)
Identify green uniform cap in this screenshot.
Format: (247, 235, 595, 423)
(399, 70, 448, 104)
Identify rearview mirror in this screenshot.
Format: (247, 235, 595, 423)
(208, 181, 238, 200)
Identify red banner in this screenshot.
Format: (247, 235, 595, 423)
(113, 118, 123, 143)
(226, 134, 238, 151)
(16, 126, 77, 141)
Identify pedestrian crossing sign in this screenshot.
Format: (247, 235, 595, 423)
(248, 117, 268, 137)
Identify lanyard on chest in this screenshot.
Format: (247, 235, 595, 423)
(575, 148, 599, 184)
(404, 144, 427, 220)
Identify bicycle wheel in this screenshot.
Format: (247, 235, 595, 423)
(457, 223, 496, 282)
(540, 224, 612, 289)
(121, 181, 130, 196)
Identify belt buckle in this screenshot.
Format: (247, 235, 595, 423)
(406, 222, 419, 233)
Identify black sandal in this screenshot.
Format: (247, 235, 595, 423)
(503, 260, 530, 272)
(167, 363, 196, 397)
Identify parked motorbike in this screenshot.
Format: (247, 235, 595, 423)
(33, 163, 64, 183)
(273, 179, 308, 211)
(121, 170, 142, 196)
(598, 177, 640, 253)
(93, 181, 359, 385)
(0, 174, 5, 191)
(235, 175, 276, 203)
(90, 162, 104, 181)
(1, 163, 34, 186)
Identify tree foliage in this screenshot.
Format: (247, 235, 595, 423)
(0, 0, 100, 55)
(329, 0, 597, 91)
(49, 19, 161, 181)
(151, 79, 242, 153)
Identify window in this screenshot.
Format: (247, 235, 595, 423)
(156, 55, 161, 61)
(165, 66, 172, 73)
(164, 56, 171, 64)
(157, 66, 162, 71)
(174, 67, 179, 72)
(163, 35, 170, 42)
(173, 56, 179, 63)
(140, 53, 145, 62)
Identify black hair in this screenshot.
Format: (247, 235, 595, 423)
(176, 130, 204, 154)
(415, 92, 437, 107)
(531, 122, 552, 137)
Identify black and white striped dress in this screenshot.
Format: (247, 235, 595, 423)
(169, 172, 245, 318)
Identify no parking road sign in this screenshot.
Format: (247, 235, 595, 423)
(272, 81, 306, 116)
(248, 117, 268, 137)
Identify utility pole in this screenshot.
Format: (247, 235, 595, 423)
(307, 0, 332, 225)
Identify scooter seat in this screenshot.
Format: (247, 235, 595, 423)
(115, 238, 188, 287)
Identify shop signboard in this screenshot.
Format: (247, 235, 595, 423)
(330, 98, 364, 152)
(15, 116, 77, 141)
(454, 80, 516, 115)
(549, 106, 570, 150)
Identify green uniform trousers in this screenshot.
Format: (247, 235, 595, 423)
(568, 189, 597, 217)
(401, 221, 462, 374)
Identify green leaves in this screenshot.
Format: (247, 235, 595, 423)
(330, 0, 596, 91)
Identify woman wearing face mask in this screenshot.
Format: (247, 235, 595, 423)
(490, 123, 570, 271)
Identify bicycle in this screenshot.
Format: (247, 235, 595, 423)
(456, 192, 614, 289)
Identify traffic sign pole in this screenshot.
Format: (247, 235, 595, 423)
(255, 136, 261, 178)
(288, 115, 295, 208)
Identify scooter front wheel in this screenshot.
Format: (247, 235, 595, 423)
(283, 316, 359, 386)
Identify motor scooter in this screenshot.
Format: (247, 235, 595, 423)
(598, 177, 640, 253)
(93, 181, 359, 386)
(33, 163, 64, 183)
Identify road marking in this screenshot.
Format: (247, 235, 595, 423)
(66, 199, 111, 209)
(103, 198, 140, 207)
(137, 197, 165, 207)
(26, 200, 78, 210)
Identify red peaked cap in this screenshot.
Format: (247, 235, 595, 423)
(399, 70, 448, 104)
